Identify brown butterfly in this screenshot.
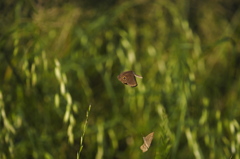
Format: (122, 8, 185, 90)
(117, 71, 143, 87)
(140, 132, 154, 152)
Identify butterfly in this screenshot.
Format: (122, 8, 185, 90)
(140, 132, 154, 152)
(117, 71, 143, 87)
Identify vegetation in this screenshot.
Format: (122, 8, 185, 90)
(1, 0, 240, 158)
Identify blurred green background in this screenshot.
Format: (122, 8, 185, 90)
(1, 0, 240, 158)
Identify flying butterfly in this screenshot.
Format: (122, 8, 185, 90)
(117, 71, 143, 87)
(140, 132, 154, 152)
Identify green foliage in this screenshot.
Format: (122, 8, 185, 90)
(0, 0, 240, 159)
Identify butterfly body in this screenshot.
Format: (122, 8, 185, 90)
(117, 71, 142, 87)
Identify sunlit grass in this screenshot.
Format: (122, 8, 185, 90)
(0, 0, 240, 159)
(77, 104, 91, 159)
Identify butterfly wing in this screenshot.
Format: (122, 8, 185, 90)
(126, 73, 137, 87)
(143, 132, 154, 147)
(117, 71, 138, 87)
(140, 143, 148, 152)
(140, 132, 154, 152)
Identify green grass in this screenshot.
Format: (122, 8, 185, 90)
(0, 0, 240, 159)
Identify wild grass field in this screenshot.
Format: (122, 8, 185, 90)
(1, 0, 240, 158)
